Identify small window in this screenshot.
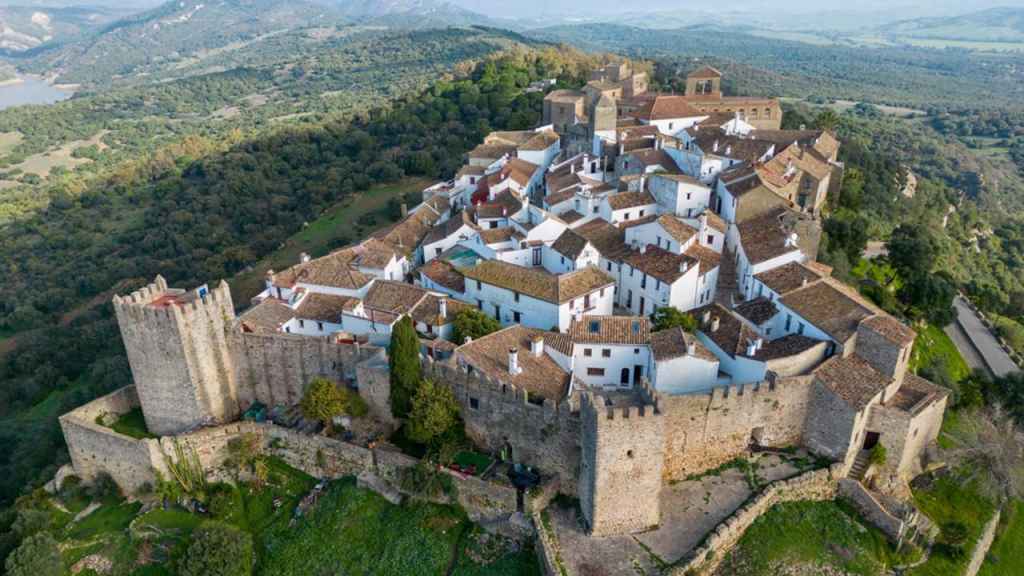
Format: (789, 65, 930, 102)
(634, 348, 640, 354)
(602, 349, 611, 358)
(587, 367, 605, 376)
(607, 262, 612, 272)
(624, 212, 631, 220)
(584, 348, 593, 357)
(514, 291, 520, 302)
(477, 280, 482, 290)
(469, 397, 480, 410)
(639, 209, 645, 217)
(632, 321, 640, 334)
(513, 311, 521, 323)
(589, 320, 600, 333)
(299, 319, 305, 328)
(317, 322, 324, 331)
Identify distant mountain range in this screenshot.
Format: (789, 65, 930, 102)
(879, 7, 1024, 43)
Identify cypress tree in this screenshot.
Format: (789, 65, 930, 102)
(389, 315, 422, 418)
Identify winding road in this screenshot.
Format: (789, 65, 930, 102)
(947, 296, 1019, 378)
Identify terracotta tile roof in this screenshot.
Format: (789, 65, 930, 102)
(455, 325, 570, 400)
(780, 279, 876, 344)
(363, 281, 429, 315)
(703, 211, 728, 233)
(295, 293, 357, 323)
(755, 334, 823, 361)
(373, 208, 441, 257)
(754, 262, 824, 296)
(409, 293, 472, 327)
(551, 229, 589, 259)
(486, 130, 534, 147)
(692, 131, 774, 162)
(652, 171, 703, 186)
(688, 65, 722, 79)
(503, 157, 540, 187)
(457, 165, 486, 178)
(607, 191, 656, 211)
(544, 89, 585, 103)
(520, 130, 560, 151)
(692, 304, 760, 359)
(658, 214, 698, 244)
(575, 218, 630, 260)
(568, 316, 650, 345)
(814, 355, 892, 410)
(353, 238, 398, 270)
(624, 148, 678, 171)
(559, 210, 584, 224)
(618, 214, 659, 229)
(624, 244, 698, 284)
(861, 315, 917, 347)
(239, 299, 295, 334)
(418, 259, 465, 293)
(271, 249, 373, 291)
(634, 95, 702, 121)
(734, 296, 778, 326)
(479, 227, 518, 245)
(473, 192, 522, 220)
(468, 142, 516, 160)
(544, 332, 573, 356)
(651, 326, 717, 362)
(736, 208, 803, 265)
(462, 261, 613, 305)
(769, 144, 831, 181)
(888, 373, 949, 414)
(683, 243, 721, 274)
(424, 212, 477, 245)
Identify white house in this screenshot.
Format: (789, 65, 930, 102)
(619, 243, 720, 315)
(730, 210, 806, 300)
(648, 327, 720, 394)
(647, 172, 711, 218)
(624, 214, 698, 255)
(567, 316, 653, 388)
(460, 260, 615, 331)
(421, 212, 479, 263)
(600, 191, 660, 225)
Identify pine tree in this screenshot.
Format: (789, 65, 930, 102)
(390, 315, 422, 418)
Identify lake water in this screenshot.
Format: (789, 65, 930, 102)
(0, 76, 72, 110)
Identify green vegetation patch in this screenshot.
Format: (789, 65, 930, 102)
(454, 451, 494, 476)
(257, 477, 466, 576)
(909, 473, 997, 576)
(980, 500, 1024, 575)
(910, 324, 971, 383)
(66, 501, 142, 540)
(107, 408, 157, 439)
(717, 500, 917, 576)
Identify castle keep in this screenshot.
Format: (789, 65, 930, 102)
(60, 62, 949, 569)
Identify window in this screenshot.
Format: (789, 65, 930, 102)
(299, 319, 305, 328)
(641, 274, 647, 289)
(798, 322, 805, 335)
(477, 299, 483, 310)
(587, 368, 605, 376)
(639, 209, 645, 217)
(602, 349, 611, 358)
(560, 256, 565, 265)
(593, 206, 599, 214)
(469, 397, 480, 410)
(435, 247, 443, 256)
(686, 193, 692, 200)
(584, 348, 593, 357)
(317, 322, 324, 331)
(785, 314, 792, 331)
(490, 221, 498, 229)
(668, 122, 674, 130)
(477, 280, 482, 290)
(589, 321, 600, 333)
(634, 348, 640, 354)
(632, 321, 641, 334)
(656, 235, 662, 247)
(624, 212, 630, 220)
(707, 234, 714, 244)
(600, 288, 605, 297)
(607, 262, 613, 272)
(514, 291, 520, 303)
(513, 311, 521, 323)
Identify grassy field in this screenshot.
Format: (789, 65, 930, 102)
(230, 176, 432, 302)
(26, 457, 537, 576)
(909, 472, 997, 576)
(980, 500, 1024, 575)
(910, 323, 972, 383)
(715, 500, 918, 575)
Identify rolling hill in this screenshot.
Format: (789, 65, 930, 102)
(879, 7, 1024, 43)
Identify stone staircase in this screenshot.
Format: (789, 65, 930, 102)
(849, 450, 872, 481)
(715, 247, 740, 307)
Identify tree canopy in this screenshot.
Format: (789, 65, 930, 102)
(178, 521, 254, 576)
(300, 378, 346, 433)
(406, 379, 461, 447)
(451, 308, 501, 345)
(389, 315, 422, 419)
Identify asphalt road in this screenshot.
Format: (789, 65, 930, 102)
(950, 296, 1019, 378)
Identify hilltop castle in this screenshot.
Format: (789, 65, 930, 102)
(59, 63, 947, 551)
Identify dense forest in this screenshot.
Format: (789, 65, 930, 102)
(0, 46, 597, 563)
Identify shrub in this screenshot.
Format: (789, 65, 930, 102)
(301, 377, 346, 433)
(178, 521, 254, 576)
(87, 471, 122, 501)
(869, 443, 887, 467)
(451, 308, 501, 345)
(652, 306, 698, 332)
(406, 379, 460, 446)
(4, 531, 60, 576)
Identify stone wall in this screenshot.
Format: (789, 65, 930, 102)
(232, 331, 379, 410)
(669, 464, 842, 575)
(578, 392, 664, 536)
(423, 358, 582, 492)
(838, 479, 905, 544)
(966, 510, 1001, 576)
(804, 380, 861, 463)
(649, 375, 815, 481)
(59, 386, 164, 492)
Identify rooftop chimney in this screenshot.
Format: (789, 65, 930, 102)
(680, 260, 689, 274)
(640, 244, 648, 254)
(801, 276, 808, 288)
(746, 339, 758, 357)
(508, 347, 522, 375)
(502, 207, 508, 217)
(531, 335, 544, 357)
(701, 309, 712, 326)
(464, 336, 473, 345)
(699, 212, 708, 231)
(299, 253, 311, 263)
(756, 337, 764, 350)
(686, 339, 696, 356)
(401, 203, 408, 218)
(713, 139, 719, 153)
(725, 145, 732, 156)
(711, 317, 720, 332)
(786, 232, 799, 248)
(439, 297, 447, 320)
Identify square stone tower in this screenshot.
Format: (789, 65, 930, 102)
(112, 276, 240, 436)
(578, 392, 665, 536)
(855, 315, 916, 400)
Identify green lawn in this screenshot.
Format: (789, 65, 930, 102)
(909, 473, 997, 576)
(910, 323, 971, 383)
(716, 500, 918, 575)
(230, 176, 432, 301)
(108, 407, 157, 439)
(979, 500, 1024, 576)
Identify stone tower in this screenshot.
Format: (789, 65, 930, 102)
(578, 392, 665, 537)
(591, 93, 617, 135)
(855, 315, 916, 398)
(112, 276, 240, 436)
(685, 65, 722, 97)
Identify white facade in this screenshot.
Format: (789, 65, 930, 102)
(572, 343, 652, 388)
(422, 223, 477, 263)
(460, 277, 614, 332)
(648, 173, 711, 218)
(650, 354, 720, 394)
